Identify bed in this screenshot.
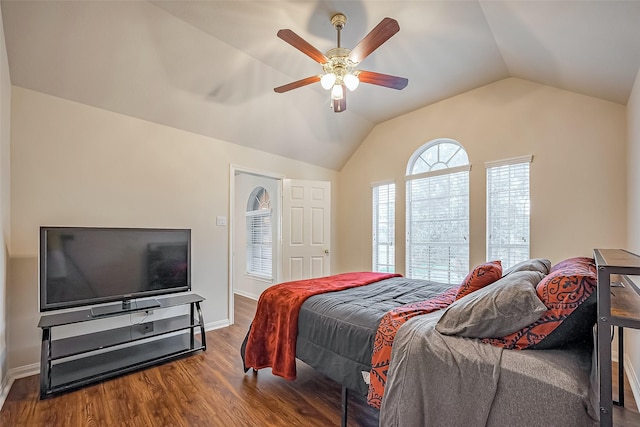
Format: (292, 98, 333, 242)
(241, 258, 599, 427)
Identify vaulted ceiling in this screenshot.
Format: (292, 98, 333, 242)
(2, 1, 640, 170)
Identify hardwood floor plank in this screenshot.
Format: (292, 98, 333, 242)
(0, 294, 638, 426)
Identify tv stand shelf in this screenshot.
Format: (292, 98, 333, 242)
(594, 249, 640, 426)
(38, 293, 206, 399)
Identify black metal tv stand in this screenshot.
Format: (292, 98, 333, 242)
(89, 297, 161, 317)
(38, 293, 206, 399)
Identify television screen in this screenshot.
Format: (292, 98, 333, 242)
(40, 227, 191, 311)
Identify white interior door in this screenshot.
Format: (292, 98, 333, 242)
(282, 179, 331, 281)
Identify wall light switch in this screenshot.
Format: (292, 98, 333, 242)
(216, 216, 227, 226)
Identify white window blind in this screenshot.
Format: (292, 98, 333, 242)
(406, 171, 469, 283)
(406, 139, 470, 284)
(246, 210, 272, 278)
(486, 156, 531, 269)
(373, 182, 395, 273)
(246, 186, 272, 279)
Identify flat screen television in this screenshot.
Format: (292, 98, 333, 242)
(40, 227, 191, 313)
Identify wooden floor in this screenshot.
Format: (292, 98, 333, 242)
(1, 294, 639, 426)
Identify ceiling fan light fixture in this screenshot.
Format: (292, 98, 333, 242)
(274, 14, 407, 113)
(344, 73, 359, 91)
(320, 73, 337, 90)
(331, 84, 344, 100)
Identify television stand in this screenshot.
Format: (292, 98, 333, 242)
(90, 298, 161, 317)
(38, 293, 205, 399)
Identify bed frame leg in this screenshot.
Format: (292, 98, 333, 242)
(341, 386, 348, 427)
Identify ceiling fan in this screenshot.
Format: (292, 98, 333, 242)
(274, 13, 408, 113)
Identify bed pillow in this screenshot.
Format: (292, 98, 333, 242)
(502, 258, 551, 277)
(436, 270, 547, 338)
(455, 260, 502, 300)
(550, 256, 595, 274)
(483, 258, 597, 350)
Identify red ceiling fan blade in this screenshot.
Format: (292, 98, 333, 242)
(332, 85, 347, 113)
(348, 17, 400, 64)
(274, 75, 321, 93)
(358, 70, 408, 90)
(277, 29, 328, 64)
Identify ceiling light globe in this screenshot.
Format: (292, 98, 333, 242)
(344, 73, 360, 91)
(331, 84, 344, 100)
(320, 73, 337, 90)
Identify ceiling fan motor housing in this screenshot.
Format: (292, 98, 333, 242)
(331, 13, 347, 31)
(323, 47, 358, 85)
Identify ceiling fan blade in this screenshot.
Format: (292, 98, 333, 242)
(277, 29, 328, 64)
(348, 17, 400, 64)
(358, 70, 408, 90)
(274, 75, 321, 93)
(333, 85, 347, 113)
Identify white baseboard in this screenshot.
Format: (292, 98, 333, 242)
(233, 290, 259, 301)
(0, 363, 39, 410)
(204, 319, 230, 332)
(0, 373, 12, 411)
(8, 362, 39, 380)
(624, 353, 640, 410)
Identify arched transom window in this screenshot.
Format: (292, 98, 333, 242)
(406, 139, 470, 283)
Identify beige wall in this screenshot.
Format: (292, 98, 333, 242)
(626, 66, 640, 399)
(8, 86, 338, 370)
(0, 3, 10, 395)
(337, 78, 627, 274)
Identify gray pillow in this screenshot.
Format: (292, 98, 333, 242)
(502, 258, 551, 277)
(435, 270, 547, 338)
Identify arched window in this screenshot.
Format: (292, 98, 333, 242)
(406, 139, 470, 283)
(246, 187, 272, 278)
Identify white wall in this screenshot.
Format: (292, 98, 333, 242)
(0, 3, 11, 401)
(8, 86, 338, 371)
(626, 66, 640, 402)
(337, 78, 627, 274)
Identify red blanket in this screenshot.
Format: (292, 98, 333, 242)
(244, 272, 401, 380)
(367, 286, 459, 409)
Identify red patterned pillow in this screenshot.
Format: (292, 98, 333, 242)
(455, 261, 502, 300)
(550, 256, 596, 274)
(483, 258, 597, 350)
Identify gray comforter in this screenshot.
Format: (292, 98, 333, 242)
(296, 277, 453, 396)
(380, 312, 598, 427)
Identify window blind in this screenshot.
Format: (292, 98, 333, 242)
(372, 183, 395, 273)
(406, 170, 469, 284)
(246, 210, 272, 278)
(486, 160, 530, 268)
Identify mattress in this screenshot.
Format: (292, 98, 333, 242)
(295, 276, 453, 396)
